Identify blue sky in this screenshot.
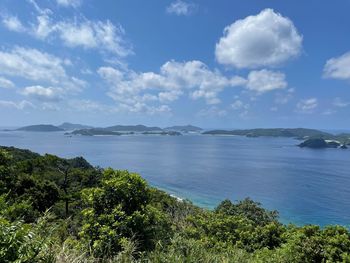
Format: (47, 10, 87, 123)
(0, 0, 349, 128)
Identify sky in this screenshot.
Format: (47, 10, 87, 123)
(0, 0, 349, 129)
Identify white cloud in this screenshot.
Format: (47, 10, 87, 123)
(1, 1, 131, 57)
(27, 0, 52, 15)
(31, 17, 131, 57)
(159, 90, 183, 102)
(0, 46, 85, 92)
(296, 98, 318, 113)
(324, 52, 350, 80)
(215, 8, 302, 69)
(33, 15, 54, 39)
(231, 100, 249, 110)
(2, 15, 25, 32)
(98, 60, 246, 111)
(56, 0, 82, 8)
(0, 77, 15, 89)
(0, 100, 35, 110)
(166, 0, 196, 16)
(56, 20, 97, 48)
(21, 86, 64, 101)
(246, 69, 287, 93)
(98, 60, 285, 113)
(333, 97, 349, 107)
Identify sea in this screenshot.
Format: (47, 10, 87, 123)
(0, 130, 350, 227)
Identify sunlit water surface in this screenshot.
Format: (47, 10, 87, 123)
(1, 131, 350, 227)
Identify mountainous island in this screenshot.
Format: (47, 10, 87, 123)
(69, 128, 124, 136)
(142, 131, 182, 136)
(203, 128, 350, 149)
(68, 124, 186, 136)
(10, 125, 350, 149)
(202, 128, 332, 139)
(298, 138, 348, 149)
(165, 125, 203, 132)
(58, 122, 93, 130)
(1, 146, 350, 262)
(16, 124, 64, 132)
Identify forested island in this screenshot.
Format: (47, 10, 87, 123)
(1, 146, 350, 262)
(202, 128, 332, 139)
(12, 123, 198, 136)
(16, 124, 64, 132)
(165, 125, 203, 132)
(203, 128, 350, 149)
(298, 138, 348, 149)
(6, 125, 350, 149)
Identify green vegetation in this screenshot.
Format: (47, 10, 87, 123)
(16, 125, 64, 132)
(298, 138, 345, 149)
(69, 129, 123, 136)
(142, 131, 182, 136)
(202, 128, 333, 139)
(1, 146, 350, 262)
(164, 125, 203, 132)
(104, 125, 163, 132)
(58, 122, 93, 131)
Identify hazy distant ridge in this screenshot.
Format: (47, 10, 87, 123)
(16, 124, 63, 132)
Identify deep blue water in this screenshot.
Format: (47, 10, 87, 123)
(1, 131, 350, 227)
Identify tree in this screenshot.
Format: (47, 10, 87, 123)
(80, 169, 171, 258)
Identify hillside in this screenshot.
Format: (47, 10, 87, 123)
(165, 125, 203, 132)
(0, 146, 350, 262)
(203, 128, 333, 139)
(69, 128, 123, 136)
(105, 124, 163, 132)
(69, 125, 165, 136)
(16, 124, 63, 132)
(58, 122, 93, 130)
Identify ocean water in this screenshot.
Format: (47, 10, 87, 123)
(1, 130, 350, 227)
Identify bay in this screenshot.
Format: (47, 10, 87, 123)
(1, 130, 350, 227)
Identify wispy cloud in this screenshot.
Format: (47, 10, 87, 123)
(21, 86, 64, 102)
(0, 46, 85, 92)
(56, 0, 82, 8)
(296, 98, 318, 113)
(0, 100, 35, 110)
(1, 15, 25, 32)
(333, 97, 349, 108)
(166, 0, 197, 16)
(0, 77, 15, 89)
(324, 52, 350, 81)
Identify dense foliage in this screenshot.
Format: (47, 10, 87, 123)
(0, 146, 350, 262)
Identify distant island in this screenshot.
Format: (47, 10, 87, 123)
(165, 125, 203, 132)
(202, 128, 332, 139)
(10, 125, 350, 149)
(69, 129, 123, 136)
(203, 128, 350, 150)
(142, 131, 182, 136)
(58, 122, 93, 131)
(16, 124, 63, 132)
(103, 124, 163, 132)
(298, 138, 348, 149)
(66, 124, 197, 136)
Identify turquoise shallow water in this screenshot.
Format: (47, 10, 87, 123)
(1, 131, 350, 227)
